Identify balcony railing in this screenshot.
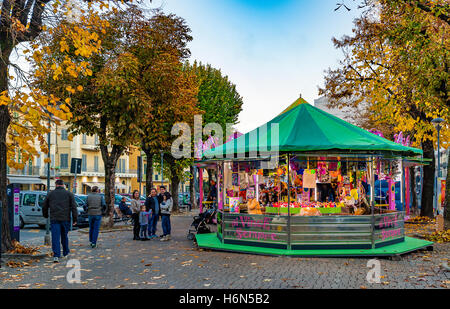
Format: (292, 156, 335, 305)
(7, 166, 56, 177)
(57, 167, 137, 177)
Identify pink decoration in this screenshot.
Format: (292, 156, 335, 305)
(369, 129, 384, 138)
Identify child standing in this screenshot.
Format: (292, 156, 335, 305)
(139, 205, 151, 241)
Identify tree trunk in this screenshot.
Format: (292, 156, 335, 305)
(103, 161, 116, 228)
(171, 174, 180, 212)
(143, 150, 153, 197)
(410, 166, 418, 216)
(420, 139, 435, 218)
(190, 165, 197, 209)
(100, 144, 123, 228)
(0, 45, 13, 252)
(0, 105, 11, 252)
(207, 169, 213, 188)
(444, 151, 450, 229)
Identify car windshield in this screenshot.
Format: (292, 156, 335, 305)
(116, 195, 131, 203)
(77, 195, 87, 202)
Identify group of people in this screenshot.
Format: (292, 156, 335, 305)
(131, 186, 173, 242)
(42, 179, 173, 263)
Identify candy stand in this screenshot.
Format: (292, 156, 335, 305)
(194, 99, 433, 257)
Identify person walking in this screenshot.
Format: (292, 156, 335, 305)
(139, 205, 151, 241)
(130, 190, 141, 240)
(42, 179, 78, 263)
(86, 186, 106, 248)
(160, 193, 173, 241)
(145, 188, 160, 239)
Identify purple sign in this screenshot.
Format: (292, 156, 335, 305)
(13, 187, 20, 231)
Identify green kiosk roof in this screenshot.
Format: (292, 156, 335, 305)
(204, 99, 423, 159)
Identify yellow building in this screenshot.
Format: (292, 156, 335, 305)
(54, 128, 142, 194)
(7, 123, 190, 196)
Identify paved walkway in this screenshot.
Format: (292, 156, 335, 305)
(1, 212, 449, 289)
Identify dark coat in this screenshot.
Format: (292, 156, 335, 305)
(42, 187, 78, 222)
(145, 195, 162, 216)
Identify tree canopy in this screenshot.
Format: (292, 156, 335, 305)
(322, 0, 449, 217)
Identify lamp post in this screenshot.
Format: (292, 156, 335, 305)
(44, 116, 51, 245)
(160, 150, 164, 190)
(432, 118, 445, 214)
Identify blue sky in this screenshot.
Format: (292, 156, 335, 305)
(152, 0, 360, 133)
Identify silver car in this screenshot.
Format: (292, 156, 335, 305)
(19, 191, 87, 229)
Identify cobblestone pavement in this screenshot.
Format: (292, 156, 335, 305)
(1, 212, 449, 289)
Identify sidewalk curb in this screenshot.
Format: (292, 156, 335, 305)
(77, 227, 133, 234)
(1, 253, 49, 260)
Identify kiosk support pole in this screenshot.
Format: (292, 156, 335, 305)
(370, 157, 375, 249)
(199, 167, 203, 213)
(400, 160, 405, 212)
(287, 154, 291, 251)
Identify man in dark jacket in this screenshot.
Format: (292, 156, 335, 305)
(42, 179, 78, 263)
(145, 188, 160, 239)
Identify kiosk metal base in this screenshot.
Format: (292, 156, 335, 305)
(195, 233, 433, 258)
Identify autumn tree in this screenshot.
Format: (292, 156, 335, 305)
(134, 11, 200, 210)
(184, 61, 244, 208)
(0, 0, 124, 251)
(322, 0, 449, 218)
(33, 4, 151, 226)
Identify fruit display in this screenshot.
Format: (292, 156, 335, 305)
(271, 201, 341, 208)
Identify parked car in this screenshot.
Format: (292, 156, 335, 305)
(121, 193, 145, 205)
(19, 191, 88, 229)
(98, 193, 132, 222)
(178, 193, 190, 206)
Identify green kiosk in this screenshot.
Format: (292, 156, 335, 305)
(195, 99, 433, 257)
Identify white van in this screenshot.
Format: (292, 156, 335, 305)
(19, 191, 88, 229)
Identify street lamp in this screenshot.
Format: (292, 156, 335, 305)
(44, 116, 52, 246)
(160, 150, 164, 190)
(432, 117, 445, 214)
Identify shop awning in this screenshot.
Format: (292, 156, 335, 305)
(203, 99, 423, 159)
(7, 176, 42, 185)
(83, 182, 105, 190)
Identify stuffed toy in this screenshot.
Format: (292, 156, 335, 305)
(247, 198, 262, 215)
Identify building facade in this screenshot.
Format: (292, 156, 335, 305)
(7, 124, 190, 196)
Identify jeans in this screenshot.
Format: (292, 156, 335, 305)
(51, 220, 71, 258)
(132, 213, 140, 239)
(148, 212, 159, 236)
(88, 215, 102, 245)
(140, 225, 148, 239)
(161, 215, 171, 236)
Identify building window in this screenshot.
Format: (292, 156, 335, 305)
(117, 158, 126, 173)
(60, 154, 69, 169)
(94, 156, 99, 172)
(94, 134, 99, 145)
(82, 134, 87, 144)
(61, 129, 68, 141)
(155, 174, 158, 181)
(82, 154, 87, 172)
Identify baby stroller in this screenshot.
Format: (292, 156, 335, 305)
(187, 205, 217, 241)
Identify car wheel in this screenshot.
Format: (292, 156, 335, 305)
(19, 217, 25, 229)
